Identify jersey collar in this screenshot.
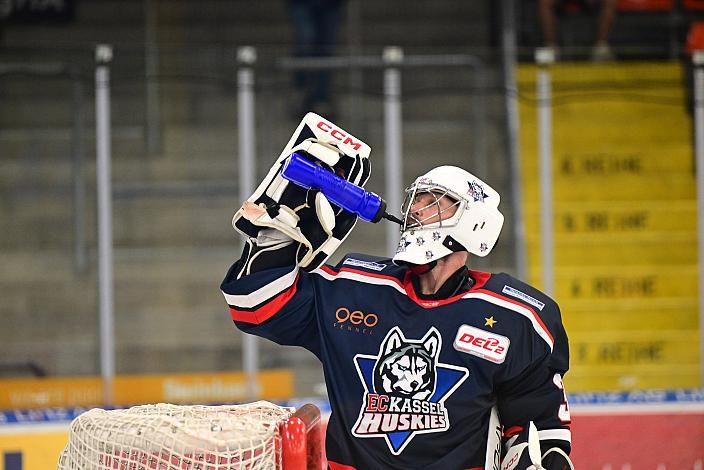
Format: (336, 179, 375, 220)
(403, 268, 491, 308)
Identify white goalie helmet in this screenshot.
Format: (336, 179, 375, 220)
(392, 166, 504, 266)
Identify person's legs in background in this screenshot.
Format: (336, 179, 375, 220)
(538, 0, 616, 61)
(288, 1, 316, 118)
(538, 0, 560, 49)
(308, 1, 342, 119)
(592, 0, 617, 61)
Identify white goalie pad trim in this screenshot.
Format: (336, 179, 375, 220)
(484, 405, 502, 470)
(537, 429, 572, 443)
(501, 422, 542, 470)
(222, 267, 299, 308)
(528, 422, 543, 465)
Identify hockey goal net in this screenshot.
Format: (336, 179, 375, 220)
(57, 401, 322, 470)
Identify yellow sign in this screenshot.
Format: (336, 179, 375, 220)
(0, 430, 67, 470)
(0, 369, 293, 409)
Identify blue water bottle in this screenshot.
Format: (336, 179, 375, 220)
(281, 153, 402, 224)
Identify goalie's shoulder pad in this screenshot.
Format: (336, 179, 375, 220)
(484, 272, 559, 315)
(485, 272, 568, 366)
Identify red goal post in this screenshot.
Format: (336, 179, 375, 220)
(280, 403, 323, 470)
(57, 401, 322, 470)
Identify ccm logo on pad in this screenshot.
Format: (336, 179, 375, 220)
(453, 324, 510, 364)
(316, 121, 363, 151)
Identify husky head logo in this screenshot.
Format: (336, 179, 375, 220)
(373, 327, 440, 401)
(352, 327, 470, 455)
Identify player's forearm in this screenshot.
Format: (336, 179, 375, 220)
(220, 259, 300, 328)
(220, 255, 320, 355)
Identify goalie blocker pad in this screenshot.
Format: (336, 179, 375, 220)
(501, 423, 574, 470)
(233, 113, 371, 271)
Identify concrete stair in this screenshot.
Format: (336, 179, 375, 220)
(0, 0, 509, 396)
(519, 61, 700, 391)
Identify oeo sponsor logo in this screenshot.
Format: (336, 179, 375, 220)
(334, 307, 378, 334)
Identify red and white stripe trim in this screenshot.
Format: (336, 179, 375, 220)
(461, 291, 554, 351)
(221, 267, 299, 308)
(312, 265, 407, 295)
(227, 279, 299, 324)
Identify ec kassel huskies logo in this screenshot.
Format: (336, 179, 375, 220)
(352, 327, 469, 455)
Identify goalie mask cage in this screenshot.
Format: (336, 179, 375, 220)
(57, 401, 322, 470)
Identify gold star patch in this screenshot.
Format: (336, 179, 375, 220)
(484, 316, 497, 328)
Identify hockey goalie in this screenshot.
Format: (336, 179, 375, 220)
(220, 114, 574, 470)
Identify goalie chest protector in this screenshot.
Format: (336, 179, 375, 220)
(221, 253, 571, 470)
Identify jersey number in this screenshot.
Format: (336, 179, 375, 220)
(552, 373, 571, 423)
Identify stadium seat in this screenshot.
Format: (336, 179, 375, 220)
(687, 22, 704, 53)
(617, 0, 673, 11)
(683, 0, 704, 10)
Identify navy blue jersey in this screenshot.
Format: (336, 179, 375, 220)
(221, 253, 571, 470)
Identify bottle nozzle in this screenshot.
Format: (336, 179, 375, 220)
(383, 212, 404, 225)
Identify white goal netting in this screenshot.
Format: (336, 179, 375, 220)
(57, 401, 294, 470)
